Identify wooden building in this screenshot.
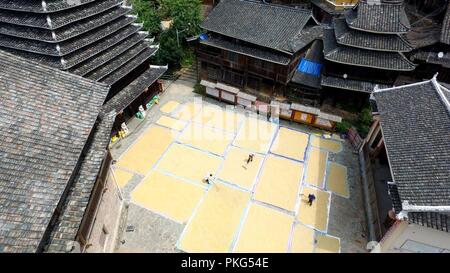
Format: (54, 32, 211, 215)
(197, 0, 318, 102)
(0, 0, 167, 133)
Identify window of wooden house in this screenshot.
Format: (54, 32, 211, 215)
(247, 76, 260, 90)
(207, 64, 220, 80)
(222, 69, 244, 87)
(262, 61, 274, 71)
(226, 51, 239, 63)
(248, 58, 262, 68)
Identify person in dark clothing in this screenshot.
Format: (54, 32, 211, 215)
(246, 154, 255, 165)
(307, 194, 316, 206)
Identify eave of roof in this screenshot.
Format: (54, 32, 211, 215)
(200, 35, 291, 65)
(333, 18, 413, 52)
(322, 75, 391, 93)
(0, 0, 96, 13)
(323, 27, 416, 71)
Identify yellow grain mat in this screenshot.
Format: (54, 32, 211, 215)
(311, 136, 342, 153)
(173, 101, 202, 121)
(254, 155, 304, 212)
(233, 117, 278, 154)
(112, 168, 134, 189)
(160, 100, 180, 114)
(315, 234, 340, 253)
(156, 115, 187, 131)
(326, 162, 349, 198)
(194, 105, 243, 133)
(217, 147, 264, 190)
(291, 224, 315, 253)
(116, 126, 175, 175)
(156, 143, 223, 184)
(234, 203, 293, 253)
(131, 171, 205, 223)
(178, 183, 251, 253)
(305, 148, 327, 188)
(270, 127, 309, 161)
(178, 123, 234, 156)
(297, 186, 330, 232)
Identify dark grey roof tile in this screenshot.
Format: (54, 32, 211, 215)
(346, 0, 410, 34)
(323, 27, 416, 71)
(334, 18, 413, 52)
(374, 80, 450, 207)
(0, 50, 109, 253)
(201, 0, 312, 53)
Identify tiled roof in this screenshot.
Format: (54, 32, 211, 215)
(46, 111, 116, 253)
(323, 27, 416, 71)
(333, 18, 413, 52)
(100, 48, 157, 86)
(373, 80, 450, 208)
(346, 0, 410, 34)
(0, 0, 122, 30)
(0, 23, 141, 70)
(0, 50, 109, 253)
(321, 75, 391, 93)
(102, 66, 168, 114)
(0, 16, 136, 56)
(0, 6, 131, 42)
(69, 33, 148, 76)
(86, 44, 155, 82)
(289, 25, 324, 53)
(388, 183, 449, 232)
(201, 0, 312, 53)
(200, 35, 291, 65)
(0, 0, 96, 13)
(442, 3, 450, 45)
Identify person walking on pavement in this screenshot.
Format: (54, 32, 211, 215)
(307, 194, 316, 206)
(246, 154, 254, 165)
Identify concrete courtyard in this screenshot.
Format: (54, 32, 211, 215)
(111, 78, 368, 253)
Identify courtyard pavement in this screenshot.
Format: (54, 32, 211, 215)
(111, 78, 368, 253)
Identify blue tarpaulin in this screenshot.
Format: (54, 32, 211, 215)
(199, 33, 209, 41)
(297, 58, 322, 77)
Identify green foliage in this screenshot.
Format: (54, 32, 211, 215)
(193, 82, 205, 95)
(153, 28, 184, 68)
(133, 0, 202, 69)
(132, 0, 161, 36)
(158, 0, 203, 37)
(181, 48, 195, 68)
(335, 120, 352, 134)
(356, 107, 373, 137)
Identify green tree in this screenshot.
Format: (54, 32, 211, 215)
(158, 0, 203, 38)
(153, 28, 184, 68)
(132, 0, 161, 36)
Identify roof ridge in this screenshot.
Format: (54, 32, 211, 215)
(432, 76, 450, 116)
(236, 0, 312, 13)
